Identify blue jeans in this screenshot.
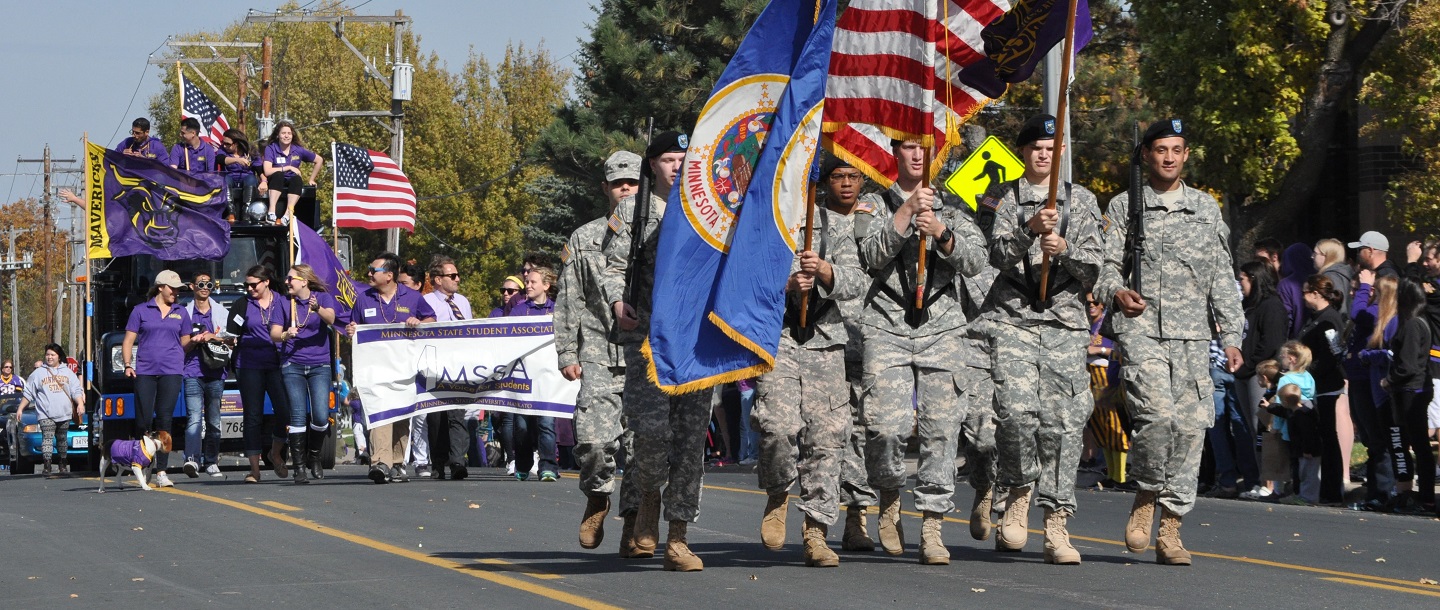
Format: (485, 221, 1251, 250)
(513, 414, 557, 474)
(184, 377, 224, 465)
(281, 362, 332, 433)
(738, 385, 759, 462)
(1208, 367, 1259, 489)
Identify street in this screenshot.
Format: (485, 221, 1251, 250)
(3, 463, 1439, 608)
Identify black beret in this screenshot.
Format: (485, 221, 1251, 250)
(820, 154, 854, 180)
(1141, 118, 1188, 148)
(1015, 114, 1057, 148)
(645, 131, 689, 159)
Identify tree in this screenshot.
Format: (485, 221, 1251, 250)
(1361, 0, 1440, 233)
(1134, 0, 1412, 250)
(0, 198, 73, 368)
(144, 3, 569, 310)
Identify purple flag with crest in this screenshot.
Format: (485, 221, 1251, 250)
(85, 141, 228, 260)
(293, 219, 367, 316)
(959, 0, 1094, 99)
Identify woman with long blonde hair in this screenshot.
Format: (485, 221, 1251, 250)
(1346, 270, 1400, 508)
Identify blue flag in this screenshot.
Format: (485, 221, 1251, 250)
(85, 141, 228, 260)
(645, 0, 836, 393)
(293, 220, 367, 316)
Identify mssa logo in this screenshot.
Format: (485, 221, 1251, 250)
(413, 346, 533, 395)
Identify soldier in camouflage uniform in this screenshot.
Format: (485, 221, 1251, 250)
(601, 132, 715, 572)
(754, 157, 866, 567)
(854, 139, 988, 565)
(559, 151, 643, 555)
(976, 115, 1104, 564)
(1092, 119, 1244, 566)
(957, 255, 999, 542)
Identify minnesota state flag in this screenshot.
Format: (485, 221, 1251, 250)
(645, 0, 836, 393)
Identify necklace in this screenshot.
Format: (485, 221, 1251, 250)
(294, 292, 314, 330)
(377, 290, 399, 324)
(256, 294, 274, 328)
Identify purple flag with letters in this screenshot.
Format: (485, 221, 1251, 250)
(293, 220, 367, 315)
(959, 0, 1094, 99)
(85, 141, 228, 260)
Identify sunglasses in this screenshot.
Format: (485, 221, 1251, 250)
(286, 276, 303, 282)
(501, 288, 519, 295)
(194, 281, 215, 290)
(244, 281, 264, 289)
(368, 267, 390, 274)
(438, 273, 460, 280)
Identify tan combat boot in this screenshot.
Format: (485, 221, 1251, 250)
(994, 486, 1032, 552)
(1042, 508, 1082, 565)
(663, 520, 704, 572)
(918, 511, 950, 565)
(877, 490, 905, 556)
(802, 516, 840, 567)
(761, 492, 789, 550)
(969, 488, 993, 541)
(1125, 490, 1157, 554)
(841, 506, 875, 552)
(579, 495, 610, 549)
(619, 514, 641, 558)
(633, 491, 661, 558)
(1155, 508, 1193, 566)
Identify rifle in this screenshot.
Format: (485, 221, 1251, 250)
(1122, 121, 1145, 294)
(613, 118, 655, 341)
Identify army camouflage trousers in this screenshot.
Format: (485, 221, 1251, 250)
(958, 364, 997, 492)
(991, 324, 1091, 513)
(839, 358, 876, 508)
(860, 328, 964, 514)
(573, 361, 639, 516)
(753, 342, 852, 525)
(622, 342, 715, 522)
(1117, 335, 1211, 516)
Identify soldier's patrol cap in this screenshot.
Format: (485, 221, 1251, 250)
(645, 131, 689, 159)
(604, 151, 642, 182)
(1141, 118, 1188, 148)
(1015, 113, 1058, 148)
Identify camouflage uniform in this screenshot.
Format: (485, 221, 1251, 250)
(977, 178, 1104, 513)
(957, 264, 999, 494)
(837, 211, 876, 510)
(753, 207, 865, 525)
(601, 193, 716, 523)
(556, 215, 638, 516)
(1092, 183, 1244, 516)
(854, 184, 987, 513)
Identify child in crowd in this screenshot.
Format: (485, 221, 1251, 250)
(1246, 360, 1286, 500)
(1268, 342, 1321, 504)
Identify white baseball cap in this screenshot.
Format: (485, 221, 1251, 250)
(1347, 231, 1389, 252)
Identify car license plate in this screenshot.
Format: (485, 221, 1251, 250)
(222, 417, 244, 439)
(71, 436, 89, 449)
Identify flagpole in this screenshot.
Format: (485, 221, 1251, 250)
(176, 62, 184, 119)
(915, 146, 933, 310)
(1037, 0, 1081, 303)
(798, 182, 817, 328)
(82, 134, 93, 394)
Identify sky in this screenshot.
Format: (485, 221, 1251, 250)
(0, 0, 597, 229)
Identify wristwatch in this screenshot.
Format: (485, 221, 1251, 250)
(939, 227, 954, 244)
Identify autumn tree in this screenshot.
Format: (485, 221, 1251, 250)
(1362, 0, 1440, 233)
(0, 197, 75, 368)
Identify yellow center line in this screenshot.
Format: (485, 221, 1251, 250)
(258, 500, 302, 511)
(696, 479, 1439, 590)
(1320, 577, 1440, 598)
(156, 487, 619, 610)
(478, 558, 565, 580)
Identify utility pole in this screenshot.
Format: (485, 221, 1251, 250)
(245, 10, 413, 254)
(148, 40, 265, 136)
(1, 229, 34, 366)
(18, 145, 79, 343)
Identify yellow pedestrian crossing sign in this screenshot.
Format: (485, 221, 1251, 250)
(944, 136, 1024, 211)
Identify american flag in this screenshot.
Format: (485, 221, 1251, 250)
(180, 77, 230, 148)
(822, 0, 1009, 186)
(332, 142, 417, 231)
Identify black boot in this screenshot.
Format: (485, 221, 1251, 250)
(307, 428, 327, 480)
(288, 433, 308, 484)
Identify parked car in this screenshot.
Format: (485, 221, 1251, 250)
(3, 394, 92, 474)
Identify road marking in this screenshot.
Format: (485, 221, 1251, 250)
(1320, 577, 1440, 598)
(157, 487, 620, 610)
(258, 501, 302, 511)
(696, 479, 1439, 591)
(478, 558, 565, 580)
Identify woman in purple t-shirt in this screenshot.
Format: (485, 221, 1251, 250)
(270, 264, 341, 484)
(260, 121, 324, 225)
(228, 265, 292, 483)
(506, 267, 559, 480)
(120, 270, 192, 487)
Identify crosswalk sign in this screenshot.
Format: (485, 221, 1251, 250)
(944, 136, 1025, 211)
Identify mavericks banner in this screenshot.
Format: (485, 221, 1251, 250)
(85, 140, 229, 260)
(352, 317, 580, 427)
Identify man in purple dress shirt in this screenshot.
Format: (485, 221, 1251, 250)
(346, 252, 436, 484)
(115, 117, 171, 165)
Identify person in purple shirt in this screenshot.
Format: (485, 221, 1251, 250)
(181, 272, 230, 479)
(261, 121, 325, 225)
(505, 267, 559, 481)
(346, 252, 435, 484)
(1277, 243, 1316, 339)
(218, 128, 264, 220)
(227, 265, 292, 483)
(169, 117, 218, 176)
(121, 270, 192, 488)
(271, 264, 341, 484)
(114, 117, 171, 165)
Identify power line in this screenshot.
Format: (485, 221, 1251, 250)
(415, 165, 522, 202)
(108, 37, 174, 147)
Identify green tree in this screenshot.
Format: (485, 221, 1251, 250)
(1362, 0, 1440, 233)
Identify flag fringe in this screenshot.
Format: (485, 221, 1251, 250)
(641, 313, 777, 396)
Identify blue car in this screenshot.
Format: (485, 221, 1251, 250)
(2, 394, 93, 475)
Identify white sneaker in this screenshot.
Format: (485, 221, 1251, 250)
(154, 472, 175, 488)
(205, 464, 223, 478)
(530, 452, 539, 475)
(1239, 485, 1272, 500)
(183, 460, 200, 478)
(505, 460, 516, 476)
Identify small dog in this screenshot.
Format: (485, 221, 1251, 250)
(97, 431, 172, 492)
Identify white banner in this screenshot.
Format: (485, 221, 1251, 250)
(352, 316, 580, 427)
